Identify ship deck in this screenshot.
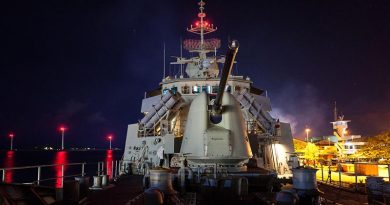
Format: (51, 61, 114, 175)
(85, 175, 144, 205)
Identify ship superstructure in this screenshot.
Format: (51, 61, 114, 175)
(122, 0, 294, 175)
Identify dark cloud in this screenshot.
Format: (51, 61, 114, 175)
(271, 83, 330, 139)
(87, 112, 107, 124)
(54, 100, 88, 122)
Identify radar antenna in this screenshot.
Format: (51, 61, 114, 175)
(186, 0, 219, 52)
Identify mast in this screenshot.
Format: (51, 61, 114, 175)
(180, 38, 183, 77)
(171, 0, 221, 79)
(186, 0, 217, 54)
(199, 0, 205, 49)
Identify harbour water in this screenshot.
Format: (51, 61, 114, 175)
(0, 150, 122, 186)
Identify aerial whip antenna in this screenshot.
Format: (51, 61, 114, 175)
(163, 42, 166, 79)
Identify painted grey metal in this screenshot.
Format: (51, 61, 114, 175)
(292, 168, 318, 190)
(212, 40, 239, 116)
(148, 168, 176, 194)
(101, 175, 108, 186)
(180, 92, 252, 171)
(178, 167, 193, 190)
(92, 176, 102, 188)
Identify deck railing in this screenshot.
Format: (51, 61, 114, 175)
(315, 162, 390, 192)
(0, 160, 124, 188)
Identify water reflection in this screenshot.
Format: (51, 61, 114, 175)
(4, 151, 15, 183)
(106, 150, 113, 179)
(54, 151, 68, 188)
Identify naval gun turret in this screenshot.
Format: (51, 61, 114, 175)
(180, 40, 253, 172)
(211, 40, 239, 121)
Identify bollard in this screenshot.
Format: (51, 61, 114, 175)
(292, 168, 319, 205)
(75, 176, 91, 198)
(101, 175, 108, 186)
(91, 176, 102, 189)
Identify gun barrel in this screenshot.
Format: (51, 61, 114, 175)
(212, 40, 239, 115)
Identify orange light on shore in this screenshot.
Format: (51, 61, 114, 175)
(305, 128, 311, 142)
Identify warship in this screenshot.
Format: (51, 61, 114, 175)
(119, 0, 303, 204)
(122, 0, 294, 177)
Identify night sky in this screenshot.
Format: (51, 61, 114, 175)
(1, 0, 389, 149)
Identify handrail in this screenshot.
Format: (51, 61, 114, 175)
(0, 160, 123, 188)
(0, 162, 88, 171)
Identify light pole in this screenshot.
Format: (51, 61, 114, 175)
(59, 126, 66, 150)
(328, 137, 331, 146)
(9, 133, 14, 151)
(305, 128, 311, 142)
(108, 135, 113, 150)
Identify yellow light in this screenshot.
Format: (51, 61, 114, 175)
(305, 128, 311, 133)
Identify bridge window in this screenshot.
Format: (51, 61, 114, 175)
(212, 86, 218, 93)
(171, 86, 177, 94)
(192, 85, 200, 94)
(163, 88, 170, 95)
(225, 85, 232, 93)
(202, 86, 208, 93)
(181, 85, 190, 94)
